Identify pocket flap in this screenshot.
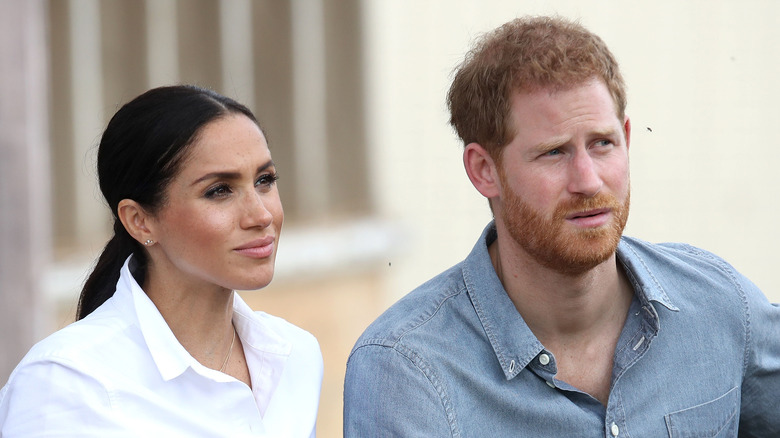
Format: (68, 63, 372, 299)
(664, 386, 739, 438)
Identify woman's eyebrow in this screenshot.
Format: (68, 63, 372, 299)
(191, 160, 275, 186)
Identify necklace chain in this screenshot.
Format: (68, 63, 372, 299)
(219, 326, 236, 373)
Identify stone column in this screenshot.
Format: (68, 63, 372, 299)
(0, 0, 51, 382)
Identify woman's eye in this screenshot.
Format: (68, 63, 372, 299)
(205, 184, 232, 199)
(256, 173, 279, 188)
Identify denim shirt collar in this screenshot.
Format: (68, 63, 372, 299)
(616, 237, 679, 313)
(462, 221, 678, 381)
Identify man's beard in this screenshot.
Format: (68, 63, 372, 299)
(499, 176, 630, 276)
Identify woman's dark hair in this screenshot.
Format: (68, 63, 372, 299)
(77, 85, 259, 320)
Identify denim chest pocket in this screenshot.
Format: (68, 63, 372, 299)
(664, 386, 739, 438)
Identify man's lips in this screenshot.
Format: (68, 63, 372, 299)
(565, 208, 612, 227)
(566, 208, 611, 220)
(234, 236, 275, 258)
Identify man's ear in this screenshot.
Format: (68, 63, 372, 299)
(117, 199, 156, 245)
(624, 116, 631, 151)
(463, 142, 501, 199)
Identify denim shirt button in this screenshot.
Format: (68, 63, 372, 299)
(545, 380, 555, 388)
(538, 353, 550, 366)
(610, 422, 619, 436)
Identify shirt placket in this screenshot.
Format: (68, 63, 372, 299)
(604, 298, 659, 438)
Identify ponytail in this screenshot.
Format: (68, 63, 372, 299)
(76, 220, 145, 320)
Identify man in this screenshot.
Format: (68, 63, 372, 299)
(344, 16, 780, 437)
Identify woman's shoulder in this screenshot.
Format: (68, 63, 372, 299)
(0, 310, 135, 434)
(10, 304, 137, 379)
(255, 311, 315, 337)
(239, 310, 322, 367)
(232, 294, 320, 357)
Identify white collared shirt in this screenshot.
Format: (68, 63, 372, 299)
(0, 257, 323, 437)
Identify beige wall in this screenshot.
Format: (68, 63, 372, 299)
(0, 0, 50, 382)
(363, 0, 780, 305)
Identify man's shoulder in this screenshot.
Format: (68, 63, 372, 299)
(619, 235, 760, 309)
(352, 262, 468, 350)
(620, 235, 739, 275)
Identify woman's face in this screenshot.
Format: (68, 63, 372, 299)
(146, 114, 283, 292)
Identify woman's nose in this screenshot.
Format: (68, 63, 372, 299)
(240, 191, 274, 229)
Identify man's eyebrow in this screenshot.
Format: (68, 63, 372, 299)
(532, 137, 567, 154)
(532, 128, 620, 153)
(590, 128, 619, 138)
(191, 160, 275, 186)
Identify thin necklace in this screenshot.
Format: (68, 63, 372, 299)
(219, 326, 236, 373)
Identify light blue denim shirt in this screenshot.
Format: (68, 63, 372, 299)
(344, 222, 780, 437)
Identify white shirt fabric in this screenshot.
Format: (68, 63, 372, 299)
(0, 256, 323, 437)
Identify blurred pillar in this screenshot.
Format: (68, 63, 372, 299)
(67, 0, 106, 244)
(219, 0, 255, 105)
(0, 0, 51, 381)
(291, 0, 329, 217)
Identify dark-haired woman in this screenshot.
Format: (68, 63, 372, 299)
(0, 86, 323, 437)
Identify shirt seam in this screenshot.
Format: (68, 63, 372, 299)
(350, 286, 466, 352)
(674, 244, 751, 379)
(17, 355, 116, 411)
(356, 342, 460, 437)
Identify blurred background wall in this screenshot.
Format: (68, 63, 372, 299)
(2, 1, 779, 436)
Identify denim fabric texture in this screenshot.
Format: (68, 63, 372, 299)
(344, 222, 780, 437)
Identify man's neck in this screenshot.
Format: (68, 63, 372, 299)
(488, 234, 634, 405)
(488, 234, 633, 347)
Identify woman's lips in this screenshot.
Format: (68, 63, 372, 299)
(234, 236, 275, 258)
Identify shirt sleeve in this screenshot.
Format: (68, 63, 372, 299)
(0, 359, 119, 437)
(738, 276, 780, 436)
(343, 343, 454, 437)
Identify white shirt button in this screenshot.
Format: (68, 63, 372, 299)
(546, 380, 555, 388)
(538, 353, 550, 365)
(610, 422, 619, 436)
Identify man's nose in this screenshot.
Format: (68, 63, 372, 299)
(566, 152, 602, 197)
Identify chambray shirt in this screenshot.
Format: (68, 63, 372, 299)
(344, 222, 780, 437)
(0, 256, 323, 437)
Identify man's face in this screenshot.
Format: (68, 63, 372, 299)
(494, 78, 631, 275)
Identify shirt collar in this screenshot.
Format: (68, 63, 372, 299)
(117, 256, 199, 381)
(616, 238, 679, 312)
(232, 294, 292, 416)
(462, 222, 679, 381)
(462, 222, 544, 381)
(116, 256, 293, 412)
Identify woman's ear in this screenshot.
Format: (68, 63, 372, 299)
(117, 199, 155, 245)
(463, 142, 501, 199)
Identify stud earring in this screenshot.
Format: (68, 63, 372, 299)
(144, 239, 154, 246)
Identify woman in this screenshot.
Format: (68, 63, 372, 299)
(0, 85, 323, 436)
